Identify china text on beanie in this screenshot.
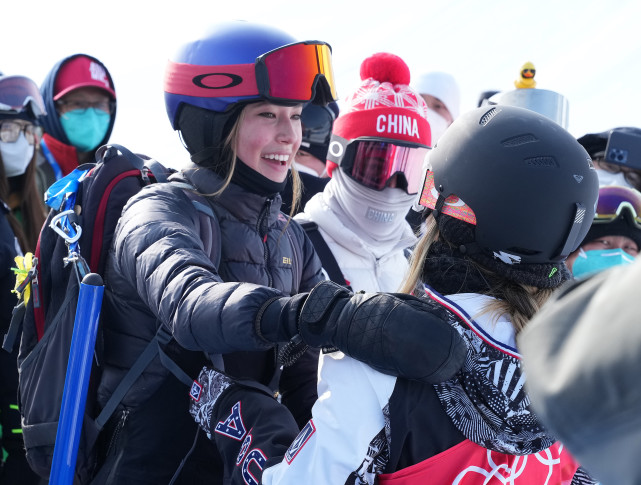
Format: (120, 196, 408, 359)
(333, 53, 431, 147)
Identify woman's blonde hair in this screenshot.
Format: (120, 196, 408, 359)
(198, 106, 303, 220)
(401, 215, 555, 333)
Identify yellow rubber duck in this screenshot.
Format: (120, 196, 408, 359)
(514, 62, 536, 89)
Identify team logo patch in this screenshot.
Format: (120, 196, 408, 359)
(237, 432, 252, 465)
(189, 380, 202, 401)
(285, 420, 316, 464)
(215, 401, 247, 440)
(241, 449, 267, 485)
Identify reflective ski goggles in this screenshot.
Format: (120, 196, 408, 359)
(594, 185, 641, 227)
(0, 76, 46, 118)
(417, 170, 477, 225)
(328, 135, 429, 194)
(164, 41, 337, 104)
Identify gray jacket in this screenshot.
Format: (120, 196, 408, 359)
(520, 261, 641, 485)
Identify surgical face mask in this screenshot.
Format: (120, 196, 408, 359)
(596, 169, 637, 191)
(0, 133, 34, 177)
(572, 247, 635, 278)
(60, 108, 110, 152)
(425, 109, 450, 144)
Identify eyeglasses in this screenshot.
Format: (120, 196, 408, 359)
(594, 156, 641, 190)
(594, 185, 641, 228)
(55, 99, 116, 114)
(328, 135, 429, 194)
(164, 41, 337, 105)
(0, 75, 46, 118)
(0, 121, 41, 145)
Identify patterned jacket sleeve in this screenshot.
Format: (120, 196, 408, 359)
(190, 368, 299, 484)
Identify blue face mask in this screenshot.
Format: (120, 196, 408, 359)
(60, 108, 110, 152)
(572, 248, 635, 278)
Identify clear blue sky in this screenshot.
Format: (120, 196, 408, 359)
(4, 0, 641, 166)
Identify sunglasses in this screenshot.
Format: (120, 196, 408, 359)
(0, 76, 46, 118)
(164, 41, 337, 105)
(594, 185, 641, 227)
(328, 135, 429, 194)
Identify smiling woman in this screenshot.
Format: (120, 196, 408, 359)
(234, 101, 303, 183)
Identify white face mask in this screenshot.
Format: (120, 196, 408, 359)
(425, 109, 450, 145)
(596, 169, 637, 190)
(0, 133, 34, 177)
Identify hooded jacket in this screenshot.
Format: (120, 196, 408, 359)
(37, 54, 117, 192)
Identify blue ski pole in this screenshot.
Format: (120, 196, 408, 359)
(49, 273, 104, 485)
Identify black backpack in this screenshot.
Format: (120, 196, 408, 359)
(3, 144, 219, 483)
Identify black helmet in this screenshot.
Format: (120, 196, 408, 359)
(423, 105, 599, 264)
(299, 101, 338, 162)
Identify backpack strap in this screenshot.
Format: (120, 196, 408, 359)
(100, 144, 170, 184)
(300, 221, 352, 291)
(2, 301, 25, 352)
(95, 325, 192, 429)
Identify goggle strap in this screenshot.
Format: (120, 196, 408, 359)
(432, 194, 446, 219)
(164, 60, 258, 98)
(327, 134, 349, 165)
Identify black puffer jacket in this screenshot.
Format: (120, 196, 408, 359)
(98, 162, 324, 410)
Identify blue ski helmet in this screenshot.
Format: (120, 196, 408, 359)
(164, 21, 337, 160)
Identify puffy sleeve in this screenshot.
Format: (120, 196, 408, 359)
(111, 183, 282, 354)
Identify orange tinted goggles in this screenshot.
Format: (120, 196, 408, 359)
(257, 42, 337, 103)
(164, 41, 337, 104)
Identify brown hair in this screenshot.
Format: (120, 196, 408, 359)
(401, 215, 555, 333)
(0, 150, 47, 253)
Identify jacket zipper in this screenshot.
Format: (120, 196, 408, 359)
(106, 409, 129, 457)
(257, 198, 273, 287)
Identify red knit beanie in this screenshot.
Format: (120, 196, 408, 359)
(327, 53, 430, 176)
(334, 53, 430, 145)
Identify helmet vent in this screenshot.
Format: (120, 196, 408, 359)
(525, 156, 559, 168)
(502, 134, 538, 147)
(479, 107, 499, 126)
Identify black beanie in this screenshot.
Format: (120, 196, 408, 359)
(582, 217, 641, 249)
(432, 214, 571, 289)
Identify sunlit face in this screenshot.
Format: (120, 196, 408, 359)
(420, 94, 453, 125)
(236, 102, 303, 183)
(566, 234, 639, 270)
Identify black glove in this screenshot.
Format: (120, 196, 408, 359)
(256, 280, 466, 384)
